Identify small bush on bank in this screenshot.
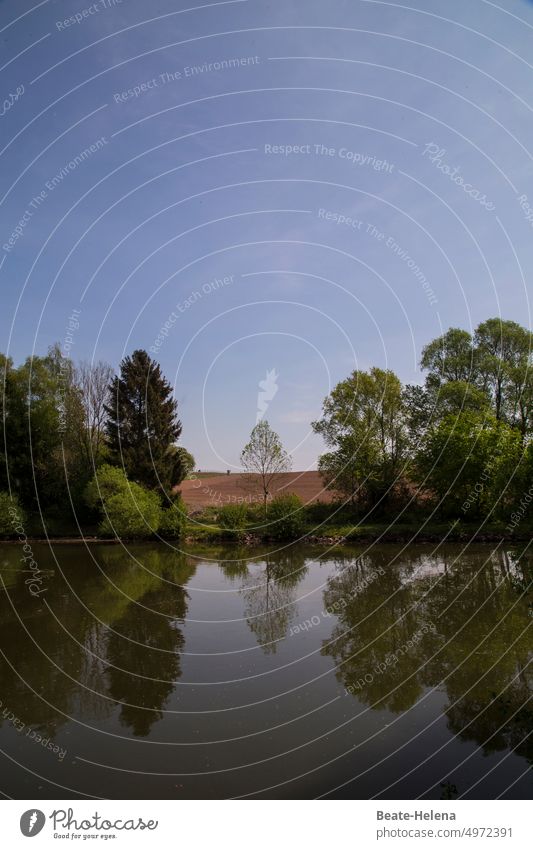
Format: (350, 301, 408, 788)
(85, 465, 162, 539)
(218, 503, 248, 539)
(266, 494, 305, 539)
(0, 492, 26, 538)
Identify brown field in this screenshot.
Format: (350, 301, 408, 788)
(180, 471, 339, 509)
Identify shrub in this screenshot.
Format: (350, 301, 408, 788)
(159, 495, 187, 539)
(218, 503, 248, 539)
(85, 465, 162, 539)
(267, 493, 305, 539)
(85, 464, 130, 507)
(0, 492, 26, 538)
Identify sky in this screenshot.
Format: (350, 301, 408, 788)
(1, 0, 532, 469)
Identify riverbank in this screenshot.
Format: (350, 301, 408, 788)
(2, 520, 531, 545)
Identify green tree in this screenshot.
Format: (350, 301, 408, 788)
(173, 446, 195, 478)
(104, 349, 183, 495)
(416, 411, 521, 517)
(240, 420, 291, 516)
(313, 367, 408, 508)
(420, 327, 476, 387)
(0, 347, 81, 511)
(403, 380, 491, 448)
(474, 318, 532, 428)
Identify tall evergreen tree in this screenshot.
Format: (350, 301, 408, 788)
(104, 350, 183, 494)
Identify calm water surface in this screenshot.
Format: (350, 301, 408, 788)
(0, 542, 531, 799)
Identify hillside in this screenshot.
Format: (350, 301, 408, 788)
(180, 470, 338, 509)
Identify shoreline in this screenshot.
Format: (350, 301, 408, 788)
(1, 527, 531, 546)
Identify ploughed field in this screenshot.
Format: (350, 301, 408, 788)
(180, 470, 339, 508)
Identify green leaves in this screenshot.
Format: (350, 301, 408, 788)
(104, 349, 183, 494)
(313, 367, 408, 507)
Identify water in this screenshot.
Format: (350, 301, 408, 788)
(0, 541, 531, 799)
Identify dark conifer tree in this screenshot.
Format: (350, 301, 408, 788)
(104, 350, 184, 494)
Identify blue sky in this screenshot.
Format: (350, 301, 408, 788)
(1, 0, 532, 469)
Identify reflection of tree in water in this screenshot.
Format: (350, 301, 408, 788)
(322, 547, 532, 759)
(105, 586, 186, 736)
(322, 549, 434, 711)
(422, 549, 532, 764)
(101, 547, 196, 736)
(242, 548, 308, 654)
(0, 546, 196, 739)
(215, 546, 251, 582)
(446, 678, 533, 765)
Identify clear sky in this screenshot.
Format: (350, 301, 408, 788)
(1, 0, 532, 469)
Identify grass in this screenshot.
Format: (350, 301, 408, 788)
(183, 515, 533, 544)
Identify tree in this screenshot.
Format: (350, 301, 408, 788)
(74, 359, 114, 468)
(0, 347, 76, 511)
(104, 349, 183, 495)
(420, 327, 476, 387)
(313, 367, 409, 509)
(403, 380, 491, 448)
(474, 318, 532, 427)
(240, 420, 291, 516)
(416, 411, 521, 517)
(172, 446, 195, 479)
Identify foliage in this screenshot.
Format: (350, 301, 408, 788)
(159, 494, 187, 539)
(474, 318, 533, 430)
(218, 503, 249, 539)
(85, 464, 161, 538)
(173, 447, 195, 478)
(420, 327, 476, 386)
(104, 349, 183, 494)
(266, 493, 305, 539)
(313, 367, 409, 508)
(416, 412, 522, 518)
(0, 492, 26, 538)
(240, 420, 291, 515)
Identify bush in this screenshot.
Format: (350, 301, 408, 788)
(0, 492, 26, 538)
(85, 465, 162, 539)
(159, 495, 187, 539)
(218, 503, 249, 539)
(85, 464, 129, 507)
(267, 493, 305, 539)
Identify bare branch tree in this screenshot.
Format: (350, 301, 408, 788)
(74, 360, 114, 466)
(240, 420, 291, 516)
